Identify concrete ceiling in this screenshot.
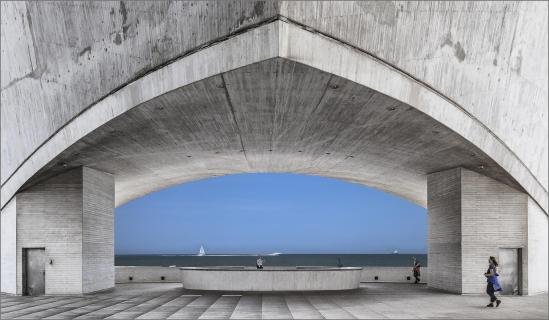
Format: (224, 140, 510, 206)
(22, 58, 521, 207)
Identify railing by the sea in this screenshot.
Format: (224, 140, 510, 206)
(115, 266, 428, 284)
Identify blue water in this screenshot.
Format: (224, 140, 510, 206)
(115, 254, 427, 267)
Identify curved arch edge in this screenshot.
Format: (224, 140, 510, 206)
(277, 20, 547, 213)
(0, 21, 280, 209)
(2, 19, 546, 214)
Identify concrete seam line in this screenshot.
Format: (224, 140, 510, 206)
(220, 73, 250, 170)
(82, 166, 85, 294)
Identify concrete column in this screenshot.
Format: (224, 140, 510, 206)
(428, 167, 547, 295)
(427, 168, 463, 293)
(526, 197, 548, 295)
(0, 166, 114, 295)
(1, 198, 17, 294)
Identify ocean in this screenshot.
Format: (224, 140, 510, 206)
(115, 254, 427, 267)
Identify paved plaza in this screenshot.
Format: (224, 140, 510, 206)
(1, 283, 547, 319)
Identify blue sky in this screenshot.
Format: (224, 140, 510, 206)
(115, 173, 427, 254)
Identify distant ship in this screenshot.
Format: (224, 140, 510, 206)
(268, 252, 282, 256)
(392, 250, 399, 254)
(198, 245, 206, 256)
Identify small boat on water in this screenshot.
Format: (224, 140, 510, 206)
(392, 250, 399, 254)
(197, 245, 206, 256)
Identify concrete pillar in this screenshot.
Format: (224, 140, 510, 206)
(427, 167, 548, 295)
(0, 166, 114, 295)
(427, 168, 463, 293)
(1, 198, 17, 294)
(526, 197, 548, 295)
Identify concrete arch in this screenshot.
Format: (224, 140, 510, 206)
(19, 55, 515, 208)
(1, 18, 546, 213)
(1, 4, 547, 297)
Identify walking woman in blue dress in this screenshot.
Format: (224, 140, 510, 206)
(484, 256, 502, 307)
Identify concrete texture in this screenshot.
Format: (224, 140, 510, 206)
(280, 1, 548, 191)
(0, 0, 280, 185)
(428, 167, 547, 295)
(460, 169, 528, 295)
(427, 168, 462, 293)
(82, 167, 115, 294)
(180, 267, 362, 291)
(9, 53, 526, 209)
(8, 167, 114, 295)
(15, 168, 86, 295)
(1, 282, 547, 319)
(527, 198, 548, 295)
(116, 266, 181, 284)
(1, 2, 547, 213)
(360, 267, 428, 284)
(1, 0, 547, 299)
(0, 198, 17, 294)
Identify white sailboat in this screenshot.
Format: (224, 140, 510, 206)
(198, 245, 206, 256)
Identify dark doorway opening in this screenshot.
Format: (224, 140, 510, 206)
(23, 248, 46, 296)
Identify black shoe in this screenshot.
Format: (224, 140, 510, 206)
(486, 303, 494, 307)
(496, 300, 501, 307)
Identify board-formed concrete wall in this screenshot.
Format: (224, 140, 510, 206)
(527, 198, 548, 295)
(0, 198, 17, 294)
(12, 167, 114, 295)
(427, 167, 547, 295)
(460, 169, 528, 294)
(82, 167, 115, 293)
(427, 168, 462, 292)
(16, 168, 85, 295)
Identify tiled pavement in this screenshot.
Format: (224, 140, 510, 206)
(1, 283, 547, 319)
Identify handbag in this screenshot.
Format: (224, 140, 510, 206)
(489, 275, 502, 291)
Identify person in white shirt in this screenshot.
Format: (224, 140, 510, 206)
(256, 256, 264, 270)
